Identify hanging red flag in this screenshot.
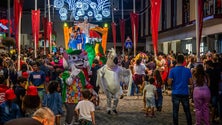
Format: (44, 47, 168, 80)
(119, 19, 125, 49)
(14, 0, 23, 48)
(151, 0, 161, 56)
(32, 10, 40, 48)
(42, 17, 48, 40)
(111, 22, 117, 49)
(198, 0, 204, 54)
(47, 21, 53, 49)
(130, 13, 139, 45)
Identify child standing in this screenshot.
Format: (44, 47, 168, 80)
(42, 81, 63, 125)
(75, 89, 96, 125)
(143, 78, 158, 117)
(86, 84, 100, 109)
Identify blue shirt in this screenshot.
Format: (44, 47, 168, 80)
(28, 70, 46, 87)
(0, 101, 21, 124)
(168, 66, 192, 95)
(42, 92, 63, 115)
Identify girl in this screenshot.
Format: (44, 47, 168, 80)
(42, 81, 63, 125)
(153, 70, 163, 112)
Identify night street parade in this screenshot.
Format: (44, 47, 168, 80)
(0, 0, 222, 125)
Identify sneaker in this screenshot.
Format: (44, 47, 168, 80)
(112, 110, 118, 114)
(107, 110, 111, 115)
(120, 95, 124, 99)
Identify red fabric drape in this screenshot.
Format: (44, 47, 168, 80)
(47, 21, 52, 48)
(111, 22, 117, 49)
(89, 30, 101, 38)
(119, 19, 125, 49)
(151, 0, 161, 56)
(198, 0, 204, 55)
(14, 0, 23, 48)
(32, 10, 40, 48)
(130, 13, 139, 46)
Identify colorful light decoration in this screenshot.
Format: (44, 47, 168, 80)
(54, 0, 111, 21)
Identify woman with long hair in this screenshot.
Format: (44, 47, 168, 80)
(193, 64, 211, 125)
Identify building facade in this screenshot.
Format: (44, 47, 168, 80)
(141, 0, 222, 54)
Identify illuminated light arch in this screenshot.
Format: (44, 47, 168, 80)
(54, 0, 111, 21)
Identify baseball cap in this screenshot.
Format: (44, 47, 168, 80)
(5, 88, 16, 100)
(26, 86, 38, 96)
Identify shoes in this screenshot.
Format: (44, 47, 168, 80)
(120, 95, 124, 99)
(112, 109, 118, 114)
(107, 110, 111, 115)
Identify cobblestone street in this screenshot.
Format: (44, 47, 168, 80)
(94, 92, 221, 125)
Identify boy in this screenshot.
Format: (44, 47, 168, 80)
(143, 78, 158, 117)
(75, 89, 95, 125)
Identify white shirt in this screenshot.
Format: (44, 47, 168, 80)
(75, 100, 95, 121)
(143, 83, 157, 98)
(133, 63, 146, 75)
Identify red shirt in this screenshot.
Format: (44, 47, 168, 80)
(0, 84, 9, 104)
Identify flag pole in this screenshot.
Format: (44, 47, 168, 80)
(18, 9, 22, 71)
(7, 0, 11, 37)
(34, 0, 37, 58)
(195, 0, 200, 62)
(121, 0, 124, 55)
(133, 0, 136, 57)
(48, 0, 52, 54)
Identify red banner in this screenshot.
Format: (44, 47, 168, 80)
(151, 0, 161, 56)
(198, 0, 204, 55)
(32, 10, 40, 48)
(119, 19, 125, 49)
(14, 0, 23, 48)
(111, 22, 117, 49)
(130, 13, 139, 46)
(47, 21, 52, 48)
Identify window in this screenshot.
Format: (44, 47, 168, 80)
(186, 43, 192, 54)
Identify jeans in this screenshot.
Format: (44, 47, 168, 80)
(172, 94, 192, 125)
(155, 88, 163, 107)
(130, 82, 138, 96)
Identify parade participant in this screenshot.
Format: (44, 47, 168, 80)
(61, 49, 88, 125)
(42, 81, 63, 125)
(4, 107, 55, 125)
(28, 61, 46, 99)
(0, 88, 21, 125)
(192, 64, 211, 125)
(143, 78, 158, 117)
(75, 89, 96, 125)
(168, 54, 192, 125)
(97, 48, 127, 114)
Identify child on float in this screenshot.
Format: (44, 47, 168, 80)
(143, 78, 158, 117)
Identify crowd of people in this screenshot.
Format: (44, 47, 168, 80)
(0, 46, 221, 125)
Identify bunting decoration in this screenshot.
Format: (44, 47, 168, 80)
(119, 19, 125, 50)
(151, 0, 161, 56)
(111, 22, 117, 49)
